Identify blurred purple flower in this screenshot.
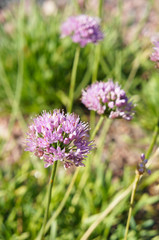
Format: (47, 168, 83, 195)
(25, 110, 94, 168)
(138, 153, 151, 175)
(150, 40, 159, 67)
(61, 15, 104, 47)
(81, 80, 134, 120)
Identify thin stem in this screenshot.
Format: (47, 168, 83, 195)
(68, 46, 80, 113)
(44, 168, 80, 234)
(90, 42, 100, 131)
(72, 118, 111, 206)
(39, 161, 58, 240)
(72, 0, 80, 12)
(74, 51, 93, 100)
(92, 44, 101, 83)
(98, 0, 103, 19)
(124, 173, 140, 240)
(90, 111, 96, 135)
(145, 121, 159, 159)
(90, 0, 103, 133)
(90, 39, 101, 133)
(90, 115, 105, 140)
(92, 0, 103, 81)
(124, 121, 159, 240)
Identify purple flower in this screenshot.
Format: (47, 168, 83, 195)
(61, 15, 104, 47)
(137, 153, 151, 175)
(25, 110, 94, 168)
(81, 80, 134, 120)
(150, 40, 159, 67)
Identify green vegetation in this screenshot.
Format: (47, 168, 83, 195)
(0, 1, 159, 240)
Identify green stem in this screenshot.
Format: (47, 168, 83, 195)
(145, 122, 159, 159)
(44, 167, 80, 234)
(74, 52, 93, 100)
(124, 121, 159, 240)
(39, 161, 58, 240)
(72, 0, 80, 12)
(98, 0, 103, 19)
(90, 0, 103, 133)
(92, 0, 103, 80)
(90, 45, 100, 133)
(124, 172, 140, 240)
(92, 44, 101, 83)
(72, 118, 111, 206)
(68, 46, 80, 113)
(90, 111, 96, 135)
(90, 115, 105, 140)
(90, 40, 101, 133)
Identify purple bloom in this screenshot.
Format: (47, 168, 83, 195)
(150, 40, 159, 67)
(25, 110, 94, 168)
(137, 153, 151, 175)
(61, 15, 104, 47)
(81, 80, 134, 120)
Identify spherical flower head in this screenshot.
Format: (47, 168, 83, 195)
(150, 40, 159, 68)
(81, 80, 134, 120)
(137, 153, 151, 175)
(61, 15, 104, 47)
(24, 110, 94, 168)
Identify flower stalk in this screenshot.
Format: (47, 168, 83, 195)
(90, 0, 103, 131)
(45, 167, 80, 234)
(124, 172, 140, 240)
(90, 45, 101, 132)
(90, 115, 105, 140)
(98, 0, 103, 18)
(68, 46, 80, 113)
(39, 161, 58, 240)
(124, 121, 159, 240)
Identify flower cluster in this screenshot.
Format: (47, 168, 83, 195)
(81, 80, 134, 120)
(61, 15, 104, 47)
(137, 153, 151, 175)
(150, 40, 159, 67)
(25, 110, 94, 168)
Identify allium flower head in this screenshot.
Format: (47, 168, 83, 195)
(137, 153, 151, 175)
(81, 80, 134, 120)
(61, 15, 104, 47)
(25, 110, 94, 168)
(150, 40, 159, 67)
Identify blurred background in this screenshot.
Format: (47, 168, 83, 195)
(0, 0, 159, 239)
